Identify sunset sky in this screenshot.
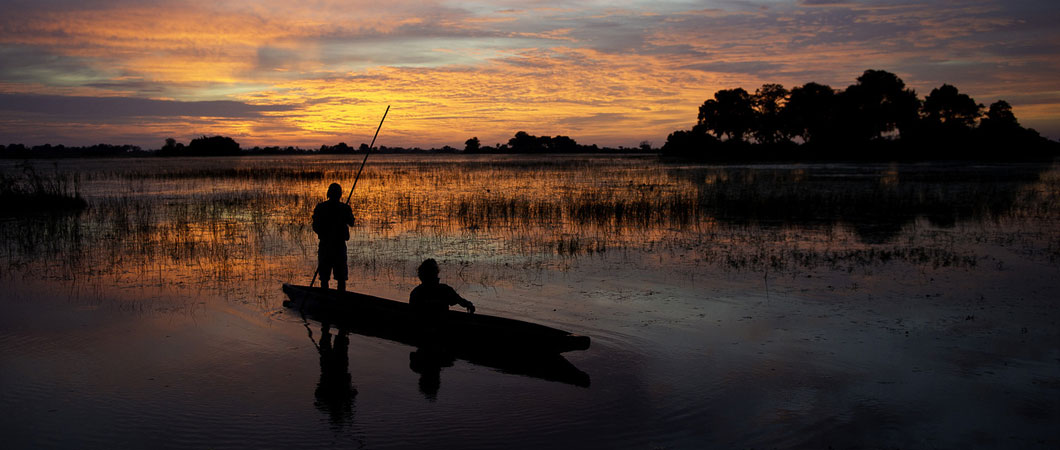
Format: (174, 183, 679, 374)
(0, 0, 1058, 149)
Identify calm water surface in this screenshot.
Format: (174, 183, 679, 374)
(1, 154, 1058, 449)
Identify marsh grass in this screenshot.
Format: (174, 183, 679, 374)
(1, 156, 1057, 304)
(116, 167, 327, 181)
(0, 163, 86, 214)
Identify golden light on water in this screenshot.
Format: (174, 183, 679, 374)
(9, 156, 1056, 303)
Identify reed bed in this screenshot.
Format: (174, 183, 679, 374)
(0, 164, 86, 214)
(1, 156, 1057, 303)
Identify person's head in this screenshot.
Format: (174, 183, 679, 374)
(326, 183, 342, 201)
(417, 258, 439, 284)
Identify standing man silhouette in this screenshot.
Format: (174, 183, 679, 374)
(313, 183, 355, 291)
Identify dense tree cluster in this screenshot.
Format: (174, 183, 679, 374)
(462, 131, 632, 153)
(463, 131, 593, 153)
(158, 135, 241, 156)
(664, 69, 1057, 160)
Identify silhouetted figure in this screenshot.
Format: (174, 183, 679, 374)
(313, 183, 355, 291)
(408, 347, 455, 401)
(409, 259, 475, 322)
(314, 323, 356, 427)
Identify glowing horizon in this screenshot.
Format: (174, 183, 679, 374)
(1, 0, 1058, 149)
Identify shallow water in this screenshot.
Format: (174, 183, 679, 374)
(1, 155, 1058, 449)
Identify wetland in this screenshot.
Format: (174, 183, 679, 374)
(1, 154, 1058, 449)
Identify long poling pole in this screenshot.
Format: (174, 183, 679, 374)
(310, 105, 391, 287)
(346, 105, 389, 204)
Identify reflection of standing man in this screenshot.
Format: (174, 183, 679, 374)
(313, 183, 355, 291)
(315, 323, 356, 426)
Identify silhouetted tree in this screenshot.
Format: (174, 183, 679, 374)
(752, 84, 790, 144)
(537, 135, 554, 152)
(508, 131, 538, 152)
(464, 137, 481, 153)
(319, 142, 353, 154)
(548, 135, 578, 152)
(839, 70, 921, 141)
(505, 131, 586, 152)
(187, 135, 240, 156)
(661, 128, 720, 157)
(976, 100, 1050, 151)
(979, 100, 1020, 133)
(668, 69, 1058, 160)
(783, 82, 837, 145)
(922, 84, 982, 130)
(158, 137, 186, 156)
(698, 88, 755, 142)
(1, 143, 141, 158)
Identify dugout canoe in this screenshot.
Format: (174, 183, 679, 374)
(281, 283, 591, 355)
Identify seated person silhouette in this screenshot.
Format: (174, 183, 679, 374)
(409, 259, 475, 321)
(312, 183, 355, 291)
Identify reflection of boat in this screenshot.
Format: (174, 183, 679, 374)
(282, 284, 591, 387)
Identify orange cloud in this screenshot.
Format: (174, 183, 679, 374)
(0, 0, 1057, 146)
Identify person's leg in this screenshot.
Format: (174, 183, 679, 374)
(335, 242, 349, 292)
(318, 242, 332, 289)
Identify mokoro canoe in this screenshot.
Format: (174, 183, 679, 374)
(282, 284, 591, 355)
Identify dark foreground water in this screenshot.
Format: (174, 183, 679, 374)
(1, 155, 1058, 449)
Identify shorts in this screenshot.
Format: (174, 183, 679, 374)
(317, 241, 348, 281)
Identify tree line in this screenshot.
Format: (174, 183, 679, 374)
(3, 132, 652, 158)
(663, 69, 1058, 160)
(0, 143, 149, 158)
(461, 132, 650, 153)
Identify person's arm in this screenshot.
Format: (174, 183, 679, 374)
(443, 285, 475, 313)
(459, 297, 475, 314)
(311, 204, 322, 235)
(344, 204, 355, 226)
(409, 285, 421, 307)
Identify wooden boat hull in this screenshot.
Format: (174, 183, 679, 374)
(281, 284, 591, 355)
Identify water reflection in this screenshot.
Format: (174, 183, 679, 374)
(409, 346, 455, 401)
(288, 296, 591, 393)
(668, 163, 1051, 244)
(312, 323, 356, 427)
(406, 341, 591, 402)
(1, 156, 1058, 300)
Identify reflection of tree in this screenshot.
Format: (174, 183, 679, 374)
(314, 324, 356, 427)
(668, 164, 1048, 244)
